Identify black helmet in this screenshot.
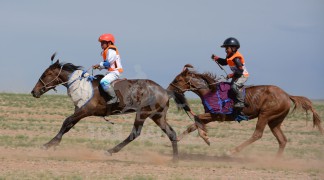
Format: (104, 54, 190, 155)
(221, 37, 240, 49)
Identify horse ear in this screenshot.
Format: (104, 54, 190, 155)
(51, 52, 57, 61)
(55, 59, 60, 64)
(184, 64, 194, 68)
(182, 67, 188, 73)
(181, 67, 190, 75)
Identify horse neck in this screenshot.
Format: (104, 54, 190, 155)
(191, 75, 214, 98)
(58, 70, 73, 87)
(192, 88, 210, 99)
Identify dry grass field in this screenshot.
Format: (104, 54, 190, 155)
(1, 93, 324, 179)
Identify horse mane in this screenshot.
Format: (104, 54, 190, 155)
(199, 72, 218, 92)
(50, 62, 83, 72)
(185, 64, 218, 92)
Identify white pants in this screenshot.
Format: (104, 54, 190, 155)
(100, 71, 120, 92)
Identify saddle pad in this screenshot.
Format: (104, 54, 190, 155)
(202, 82, 234, 114)
(67, 70, 94, 108)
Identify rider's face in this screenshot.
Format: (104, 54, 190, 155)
(225, 46, 237, 56)
(101, 41, 109, 50)
(225, 46, 232, 54)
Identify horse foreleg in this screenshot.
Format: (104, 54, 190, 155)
(177, 123, 211, 146)
(107, 114, 146, 155)
(177, 123, 197, 141)
(178, 113, 215, 145)
(43, 109, 88, 149)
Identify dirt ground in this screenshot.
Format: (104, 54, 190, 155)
(1, 94, 324, 179)
(1, 143, 324, 179)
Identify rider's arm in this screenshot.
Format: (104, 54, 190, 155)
(99, 49, 117, 69)
(216, 58, 228, 66)
(233, 57, 244, 77)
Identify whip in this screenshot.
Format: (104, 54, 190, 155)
(215, 60, 228, 77)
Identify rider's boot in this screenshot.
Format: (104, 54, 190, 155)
(104, 86, 119, 115)
(106, 86, 119, 104)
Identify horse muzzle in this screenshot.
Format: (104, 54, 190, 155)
(31, 90, 40, 98)
(31, 88, 44, 98)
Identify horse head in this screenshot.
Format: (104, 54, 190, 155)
(168, 64, 215, 94)
(31, 53, 82, 98)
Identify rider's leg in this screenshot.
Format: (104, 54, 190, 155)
(231, 76, 248, 108)
(100, 72, 119, 104)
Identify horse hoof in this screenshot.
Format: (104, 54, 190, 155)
(42, 143, 51, 150)
(105, 149, 113, 156)
(172, 157, 179, 163)
(224, 150, 234, 157)
(204, 139, 211, 146)
(42, 145, 49, 150)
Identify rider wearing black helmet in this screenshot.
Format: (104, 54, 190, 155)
(211, 37, 249, 110)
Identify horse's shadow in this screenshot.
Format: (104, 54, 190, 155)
(176, 152, 253, 163)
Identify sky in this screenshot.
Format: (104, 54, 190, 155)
(0, 0, 323, 99)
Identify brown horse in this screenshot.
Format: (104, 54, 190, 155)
(167, 64, 323, 157)
(31, 55, 188, 160)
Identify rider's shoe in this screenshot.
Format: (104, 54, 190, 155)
(234, 102, 245, 108)
(106, 87, 119, 104)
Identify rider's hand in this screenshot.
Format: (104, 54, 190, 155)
(92, 64, 100, 69)
(211, 54, 219, 61)
(226, 74, 232, 80)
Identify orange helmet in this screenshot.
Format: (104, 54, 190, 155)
(98, 33, 115, 43)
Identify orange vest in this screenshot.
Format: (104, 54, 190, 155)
(102, 45, 123, 73)
(226, 51, 249, 77)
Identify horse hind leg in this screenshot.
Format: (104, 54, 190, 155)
(226, 115, 268, 156)
(268, 112, 289, 158)
(150, 112, 178, 160)
(106, 113, 147, 155)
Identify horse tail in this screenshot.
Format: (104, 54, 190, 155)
(167, 90, 191, 112)
(289, 96, 324, 135)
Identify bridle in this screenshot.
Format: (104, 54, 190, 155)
(170, 74, 210, 93)
(39, 64, 69, 92)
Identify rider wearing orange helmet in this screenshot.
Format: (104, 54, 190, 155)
(211, 37, 249, 109)
(93, 33, 123, 104)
